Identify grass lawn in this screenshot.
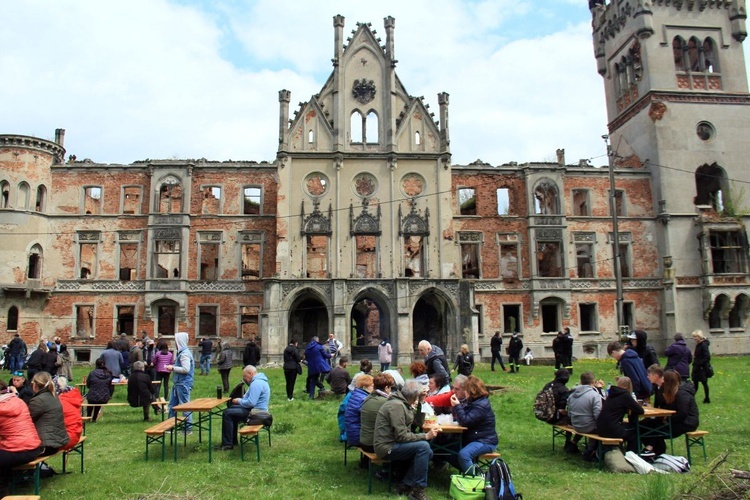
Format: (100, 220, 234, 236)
(8, 356, 750, 499)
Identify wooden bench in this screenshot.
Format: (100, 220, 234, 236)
(144, 417, 185, 462)
(476, 452, 501, 469)
(239, 424, 263, 462)
(1, 496, 41, 500)
(685, 430, 709, 465)
(553, 424, 623, 470)
(11, 435, 86, 495)
(357, 448, 391, 495)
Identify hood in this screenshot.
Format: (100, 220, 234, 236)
(305, 341, 320, 354)
(380, 339, 388, 346)
(569, 385, 597, 399)
(679, 381, 696, 396)
(622, 348, 640, 362)
(0, 393, 24, 416)
(222, 341, 231, 350)
(252, 372, 269, 385)
(702, 339, 711, 347)
(427, 344, 444, 358)
(674, 339, 687, 347)
(59, 388, 83, 408)
(175, 332, 189, 351)
(607, 385, 631, 399)
(91, 368, 112, 381)
(634, 330, 648, 345)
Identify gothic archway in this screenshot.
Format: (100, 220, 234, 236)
(288, 292, 329, 347)
(412, 290, 457, 358)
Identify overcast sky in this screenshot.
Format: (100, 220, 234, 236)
(1, 1, 748, 168)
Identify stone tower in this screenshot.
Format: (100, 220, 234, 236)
(592, 0, 750, 353)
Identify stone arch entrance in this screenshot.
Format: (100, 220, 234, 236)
(412, 289, 457, 358)
(287, 291, 329, 346)
(350, 290, 393, 361)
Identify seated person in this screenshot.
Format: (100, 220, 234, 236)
(28, 372, 70, 456)
(449, 375, 498, 473)
(217, 365, 271, 451)
(596, 376, 644, 452)
(54, 376, 84, 451)
(409, 361, 429, 390)
(127, 361, 160, 421)
(567, 371, 605, 459)
(344, 375, 374, 468)
(348, 359, 373, 392)
(326, 357, 352, 395)
(359, 373, 395, 454)
(85, 359, 113, 422)
(541, 369, 579, 452)
(382, 369, 404, 391)
(9, 371, 33, 404)
(641, 370, 699, 457)
(0, 379, 43, 483)
(427, 373, 450, 397)
(424, 374, 466, 415)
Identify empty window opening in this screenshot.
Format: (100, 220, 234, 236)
(534, 180, 559, 215)
(122, 186, 141, 214)
(240, 241, 261, 280)
(159, 178, 182, 214)
(618, 243, 632, 278)
(7, 306, 18, 331)
(117, 305, 135, 335)
(503, 304, 521, 333)
(687, 36, 701, 71)
(198, 305, 218, 337)
(576, 243, 594, 278)
(27, 246, 42, 279)
(79, 243, 98, 279)
(199, 241, 220, 280)
(76, 305, 94, 337)
(537, 241, 563, 278)
(673, 36, 686, 71)
(240, 306, 259, 340)
(0, 181, 9, 208)
(74, 349, 91, 363)
(202, 186, 221, 215)
(461, 241, 481, 279)
(365, 111, 379, 143)
(703, 38, 718, 73)
(84, 187, 102, 214)
(496, 188, 510, 215)
(153, 239, 181, 278)
(119, 242, 138, 281)
(350, 111, 364, 143)
(622, 302, 635, 332)
(729, 295, 748, 329)
(476, 304, 484, 337)
(35, 185, 46, 212)
(355, 235, 378, 278)
(404, 236, 424, 277)
(580, 303, 598, 332)
(17, 183, 30, 210)
(694, 163, 726, 210)
(541, 302, 560, 333)
(611, 190, 625, 216)
(243, 187, 261, 215)
(709, 230, 748, 274)
(157, 305, 176, 336)
(308, 129, 314, 144)
(414, 131, 421, 145)
(458, 188, 477, 215)
(572, 189, 589, 216)
(351, 298, 384, 347)
(499, 245, 519, 281)
(306, 235, 328, 278)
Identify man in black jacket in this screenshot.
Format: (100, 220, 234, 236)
(490, 331, 507, 372)
(243, 339, 260, 367)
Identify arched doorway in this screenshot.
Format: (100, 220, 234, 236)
(412, 291, 456, 357)
(288, 293, 329, 347)
(350, 293, 391, 361)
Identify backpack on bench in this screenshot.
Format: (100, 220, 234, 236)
(533, 385, 557, 423)
(486, 458, 522, 500)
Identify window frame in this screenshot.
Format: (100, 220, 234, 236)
(82, 186, 103, 215)
(458, 232, 483, 279)
(121, 185, 143, 215)
(200, 185, 223, 215)
(457, 187, 477, 216)
(242, 186, 263, 215)
(197, 231, 222, 281)
(579, 302, 599, 333)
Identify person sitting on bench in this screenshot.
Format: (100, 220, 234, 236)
(596, 376, 644, 453)
(85, 359, 113, 422)
(567, 371, 606, 460)
(217, 365, 271, 451)
(28, 372, 70, 456)
(0, 379, 43, 490)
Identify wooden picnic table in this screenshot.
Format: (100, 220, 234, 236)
(172, 397, 230, 463)
(636, 406, 676, 454)
(422, 422, 467, 459)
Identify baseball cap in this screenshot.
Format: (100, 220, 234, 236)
(626, 333, 636, 339)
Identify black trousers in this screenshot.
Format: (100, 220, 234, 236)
(284, 369, 298, 399)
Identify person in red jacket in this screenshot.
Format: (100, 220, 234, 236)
(54, 376, 83, 451)
(0, 379, 43, 488)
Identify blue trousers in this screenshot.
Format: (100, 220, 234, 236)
(457, 441, 496, 474)
(221, 406, 250, 446)
(199, 354, 211, 374)
(168, 383, 193, 426)
(385, 440, 433, 488)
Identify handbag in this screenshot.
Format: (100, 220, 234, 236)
(296, 364, 303, 375)
(706, 363, 714, 378)
(449, 467, 485, 500)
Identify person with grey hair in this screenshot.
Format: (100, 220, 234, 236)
(217, 365, 271, 451)
(127, 360, 159, 421)
(417, 340, 451, 384)
(373, 379, 441, 500)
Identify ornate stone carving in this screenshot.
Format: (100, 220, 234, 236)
(154, 228, 181, 240)
(118, 231, 141, 241)
(189, 281, 244, 292)
(535, 228, 562, 240)
(458, 232, 483, 242)
(350, 199, 381, 235)
(198, 232, 222, 242)
(304, 172, 329, 197)
(153, 214, 183, 225)
(239, 232, 264, 243)
(353, 172, 377, 197)
(400, 173, 424, 197)
(649, 101, 668, 121)
(352, 79, 376, 104)
(399, 199, 430, 236)
(572, 232, 596, 243)
(536, 216, 562, 226)
(77, 231, 101, 242)
(301, 199, 333, 235)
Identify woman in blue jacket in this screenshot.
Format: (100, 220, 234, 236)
(304, 336, 331, 399)
(450, 375, 498, 473)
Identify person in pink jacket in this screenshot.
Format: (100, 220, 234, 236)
(0, 379, 43, 487)
(153, 340, 174, 400)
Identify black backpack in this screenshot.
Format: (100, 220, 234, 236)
(533, 384, 557, 423)
(486, 458, 522, 500)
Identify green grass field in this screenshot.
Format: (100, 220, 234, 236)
(8, 356, 750, 499)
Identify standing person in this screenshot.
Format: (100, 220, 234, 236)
(99, 341, 124, 378)
(217, 365, 271, 451)
(127, 361, 160, 421)
(140, 330, 151, 346)
(378, 338, 393, 372)
(242, 338, 260, 367)
(373, 379, 441, 500)
(327, 333, 343, 368)
(166, 332, 195, 430)
(417, 340, 451, 383)
(507, 333, 523, 373)
(0, 379, 43, 483)
(153, 340, 173, 400)
(26, 342, 47, 380)
(119, 339, 131, 378)
(691, 330, 711, 404)
(595, 376, 644, 452)
(129, 339, 144, 366)
(305, 336, 331, 399)
(626, 330, 660, 371)
(55, 344, 73, 381)
(562, 327, 574, 375)
(85, 359, 112, 422)
(283, 339, 302, 401)
(567, 371, 606, 459)
(43, 343, 58, 377)
(449, 375, 498, 473)
(665, 333, 692, 381)
(216, 341, 234, 394)
(490, 331, 507, 372)
(28, 372, 70, 455)
(7, 334, 26, 373)
(552, 331, 564, 370)
(198, 337, 213, 376)
(607, 341, 651, 401)
(144, 338, 157, 382)
(524, 347, 534, 365)
(452, 344, 474, 377)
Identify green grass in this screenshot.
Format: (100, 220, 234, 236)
(9, 357, 750, 499)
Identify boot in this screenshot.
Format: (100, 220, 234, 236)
(408, 486, 429, 500)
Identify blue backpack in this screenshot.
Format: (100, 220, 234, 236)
(486, 458, 522, 500)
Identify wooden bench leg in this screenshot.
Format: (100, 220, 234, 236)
(685, 434, 707, 465)
(240, 432, 260, 462)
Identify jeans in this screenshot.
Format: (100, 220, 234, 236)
(385, 440, 433, 488)
(490, 351, 505, 371)
(380, 363, 390, 372)
(457, 441, 496, 474)
(200, 354, 211, 374)
(307, 372, 325, 399)
(221, 405, 250, 446)
(10, 354, 25, 373)
(168, 383, 193, 426)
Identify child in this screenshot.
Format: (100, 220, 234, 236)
(524, 347, 534, 365)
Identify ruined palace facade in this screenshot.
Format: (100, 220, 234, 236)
(1, 10, 748, 363)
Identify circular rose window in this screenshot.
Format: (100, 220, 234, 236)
(400, 173, 425, 198)
(353, 172, 378, 198)
(696, 121, 715, 141)
(304, 172, 329, 197)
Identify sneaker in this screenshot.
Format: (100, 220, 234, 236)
(640, 448, 656, 458)
(564, 442, 580, 454)
(374, 469, 389, 480)
(395, 484, 412, 496)
(288, 398, 294, 401)
(408, 486, 428, 500)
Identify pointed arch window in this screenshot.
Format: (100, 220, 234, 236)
(17, 182, 30, 210)
(0, 181, 9, 208)
(350, 111, 364, 143)
(694, 163, 727, 211)
(365, 111, 379, 143)
(414, 131, 421, 145)
(702, 37, 718, 73)
(533, 179, 560, 215)
(7, 306, 18, 331)
(158, 177, 182, 214)
(35, 185, 46, 212)
(28, 244, 43, 279)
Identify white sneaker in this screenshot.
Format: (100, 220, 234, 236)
(288, 398, 294, 401)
